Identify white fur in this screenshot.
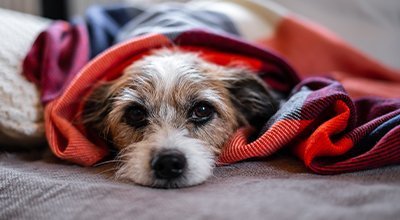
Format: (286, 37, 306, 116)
(140, 51, 205, 94)
(198, 89, 224, 107)
(116, 126, 214, 188)
(118, 88, 141, 102)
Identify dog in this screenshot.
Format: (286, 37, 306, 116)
(83, 49, 279, 188)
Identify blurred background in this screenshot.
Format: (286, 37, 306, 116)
(0, 0, 186, 18)
(0, 0, 126, 19)
(0, 0, 399, 69)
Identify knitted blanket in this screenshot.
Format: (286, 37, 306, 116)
(22, 0, 400, 174)
(0, 9, 49, 148)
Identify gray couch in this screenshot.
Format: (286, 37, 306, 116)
(1, 151, 400, 219)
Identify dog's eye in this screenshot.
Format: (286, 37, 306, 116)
(124, 105, 148, 127)
(190, 102, 215, 124)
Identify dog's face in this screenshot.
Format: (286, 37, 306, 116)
(84, 49, 278, 188)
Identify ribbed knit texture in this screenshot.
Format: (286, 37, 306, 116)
(219, 78, 400, 173)
(0, 9, 50, 148)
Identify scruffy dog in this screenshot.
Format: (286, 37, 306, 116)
(83, 49, 279, 188)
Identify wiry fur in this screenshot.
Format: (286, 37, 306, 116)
(83, 49, 278, 188)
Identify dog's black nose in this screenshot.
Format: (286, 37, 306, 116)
(151, 150, 186, 179)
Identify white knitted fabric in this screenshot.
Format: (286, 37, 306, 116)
(0, 8, 50, 148)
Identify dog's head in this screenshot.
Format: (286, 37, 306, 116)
(83, 49, 278, 188)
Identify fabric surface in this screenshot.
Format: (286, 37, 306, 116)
(220, 78, 400, 174)
(115, 4, 240, 45)
(85, 5, 144, 58)
(1, 151, 400, 220)
(0, 8, 49, 148)
(22, 1, 400, 174)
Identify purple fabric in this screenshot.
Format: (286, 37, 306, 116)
(23, 21, 89, 104)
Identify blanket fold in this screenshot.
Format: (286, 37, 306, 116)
(21, 1, 400, 173)
(23, 21, 89, 104)
(219, 78, 400, 174)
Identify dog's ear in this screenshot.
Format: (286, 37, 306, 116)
(222, 67, 280, 130)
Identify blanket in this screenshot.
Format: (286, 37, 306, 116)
(21, 0, 400, 174)
(0, 8, 49, 148)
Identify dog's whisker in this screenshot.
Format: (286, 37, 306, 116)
(94, 159, 123, 167)
(95, 167, 119, 176)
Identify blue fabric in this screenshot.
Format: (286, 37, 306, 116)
(351, 113, 400, 156)
(85, 4, 240, 58)
(365, 114, 400, 145)
(116, 4, 240, 44)
(85, 4, 144, 58)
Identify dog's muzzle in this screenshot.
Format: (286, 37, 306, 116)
(151, 149, 187, 179)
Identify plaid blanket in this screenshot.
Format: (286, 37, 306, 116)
(22, 1, 400, 174)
